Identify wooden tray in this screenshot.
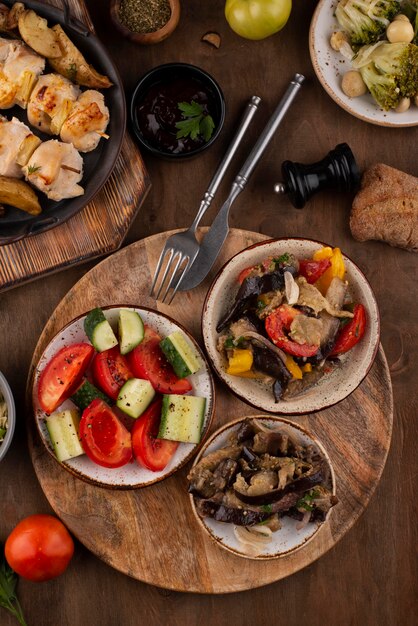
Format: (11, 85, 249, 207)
(0, 0, 150, 293)
(27, 229, 393, 594)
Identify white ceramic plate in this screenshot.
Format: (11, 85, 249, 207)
(202, 238, 380, 415)
(309, 0, 418, 127)
(189, 416, 336, 560)
(33, 306, 215, 489)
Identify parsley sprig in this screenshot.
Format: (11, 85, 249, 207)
(175, 101, 215, 142)
(0, 548, 27, 626)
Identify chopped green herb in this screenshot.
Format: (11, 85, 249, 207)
(260, 504, 273, 514)
(273, 253, 290, 266)
(257, 299, 267, 311)
(176, 100, 215, 142)
(0, 548, 28, 626)
(67, 63, 77, 81)
(296, 489, 319, 512)
(224, 336, 234, 349)
(27, 164, 41, 175)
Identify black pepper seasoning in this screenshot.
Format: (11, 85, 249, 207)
(119, 0, 171, 33)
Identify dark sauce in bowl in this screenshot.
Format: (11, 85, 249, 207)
(137, 78, 212, 154)
(131, 63, 225, 159)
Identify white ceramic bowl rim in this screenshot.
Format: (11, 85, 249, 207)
(189, 415, 337, 560)
(202, 237, 380, 415)
(309, 0, 418, 128)
(0, 370, 16, 462)
(32, 304, 215, 489)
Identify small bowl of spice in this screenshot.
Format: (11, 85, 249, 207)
(110, 0, 180, 45)
(0, 371, 16, 463)
(130, 62, 225, 159)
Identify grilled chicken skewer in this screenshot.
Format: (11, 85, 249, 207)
(23, 139, 84, 201)
(0, 36, 45, 109)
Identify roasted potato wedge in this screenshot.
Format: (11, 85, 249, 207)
(18, 9, 61, 58)
(0, 175, 41, 215)
(7, 2, 25, 30)
(16, 134, 42, 167)
(49, 24, 112, 89)
(0, 3, 17, 36)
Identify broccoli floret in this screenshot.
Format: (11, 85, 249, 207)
(336, 0, 401, 47)
(359, 42, 418, 108)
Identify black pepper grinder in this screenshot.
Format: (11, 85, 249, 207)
(273, 143, 360, 208)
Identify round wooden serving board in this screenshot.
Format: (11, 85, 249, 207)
(27, 229, 393, 594)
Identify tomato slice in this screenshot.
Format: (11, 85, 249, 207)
(38, 343, 94, 414)
(329, 304, 367, 356)
(299, 258, 331, 284)
(265, 305, 319, 358)
(132, 398, 179, 472)
(127, 326, 192, 395)
(92, 346, 133, 400)
(79, 399, 132, 468)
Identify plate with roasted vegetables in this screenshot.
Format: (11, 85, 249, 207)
(202, 238, 380, 414)
(188, 416, 337, 560)
(310, 0, 418, 126)
(0, 0, 125, 243)
(32, 305, 215, 489)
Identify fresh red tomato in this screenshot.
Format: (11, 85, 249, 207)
(38, 343, 94, 414)
(92, 346, 133, 400)
(238, 266, 254, 284)
(299, 258, 331, 284)
(79, 399, 132, 468)
(127, 326, 192, 395)
(132, 398, 179, 472)
(5, 514, 74, 582)
(329, 304, 367, 356)
(265, 305, 319, 358)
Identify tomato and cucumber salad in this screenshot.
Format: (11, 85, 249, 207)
(37, 307, 207, 473)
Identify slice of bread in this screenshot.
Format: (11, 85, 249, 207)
(350, 164, 418, 253)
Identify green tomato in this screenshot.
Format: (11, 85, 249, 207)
(225, 0, 292, 40)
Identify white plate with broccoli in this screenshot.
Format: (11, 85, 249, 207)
(309, 0, 418, 127)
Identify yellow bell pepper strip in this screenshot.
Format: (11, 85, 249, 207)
(285, 355, 303, 380)
(302, 363, 312, 373)
(226, 349, 253, 375)
(313, 247, 346, 294)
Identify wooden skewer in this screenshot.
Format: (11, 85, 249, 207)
(61, 164, 81, 174)
(97, 132, 110, 139)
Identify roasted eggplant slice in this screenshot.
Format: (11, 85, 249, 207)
(216, 268, 296, 332)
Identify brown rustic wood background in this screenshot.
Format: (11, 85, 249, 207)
(1, 0, 417, 625)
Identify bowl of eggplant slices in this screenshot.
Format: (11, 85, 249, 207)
(188, 416, 337, 559)
(202, 238, 380, 414)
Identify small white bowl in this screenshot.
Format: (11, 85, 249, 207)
(309, 0, 418, 127)
(202, 238, 380, 415)
(33, 305, 215, 489)
(0, 371, 16, 462)
(189, 415, 336, 560)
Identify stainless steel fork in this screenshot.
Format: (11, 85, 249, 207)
(149, 95, 261, 304)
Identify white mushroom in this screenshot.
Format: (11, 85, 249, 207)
(386, 19, 414, 43)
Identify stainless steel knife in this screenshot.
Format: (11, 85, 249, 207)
(178, 73, 305, 292)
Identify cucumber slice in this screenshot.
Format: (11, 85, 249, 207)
(70, 379, 111, 411)
(116, 378, 155, 419)
(158, 394, 206, 444)
(45, 409, 84, 462)
(84, 308, 118, 353)
(160, 331, 201, 379)
(118, 309, 144, 355)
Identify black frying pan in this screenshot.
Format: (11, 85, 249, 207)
(0, 0, 126, 244)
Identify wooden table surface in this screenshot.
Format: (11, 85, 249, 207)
(1, 1, 417, 625)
